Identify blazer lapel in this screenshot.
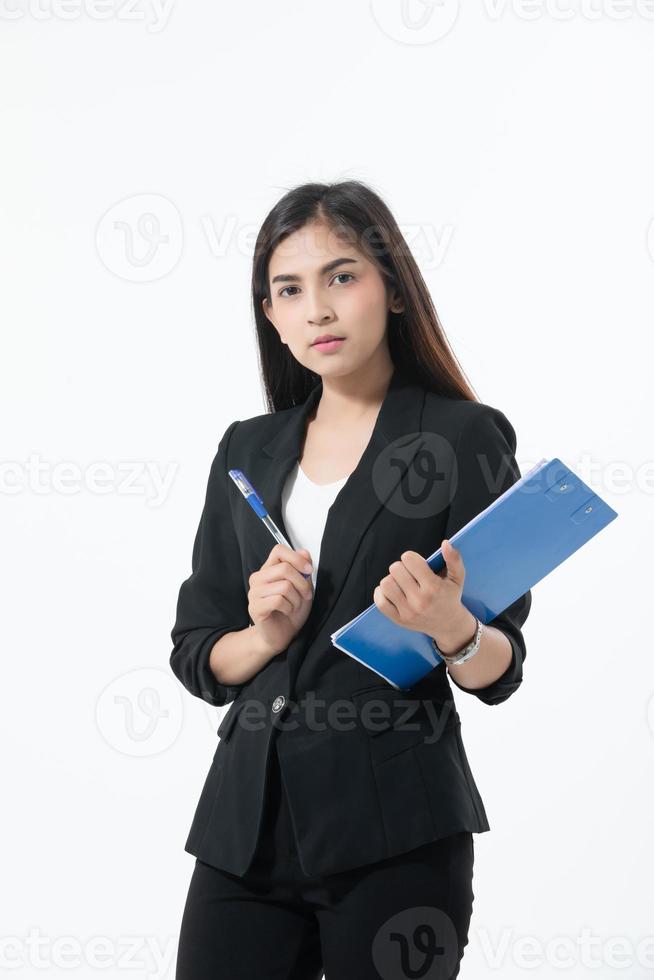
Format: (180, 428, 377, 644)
(259, 363, 427, 640)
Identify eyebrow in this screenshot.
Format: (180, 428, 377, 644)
(271, 257, 359, 285)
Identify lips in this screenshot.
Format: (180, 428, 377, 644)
(311, 334, 344, 345)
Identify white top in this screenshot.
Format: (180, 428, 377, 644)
(281, 462, 349, 589)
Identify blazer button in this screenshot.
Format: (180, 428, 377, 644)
(272, 695, 286, 714)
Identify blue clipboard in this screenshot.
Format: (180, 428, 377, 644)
(330, 457, 618, 690)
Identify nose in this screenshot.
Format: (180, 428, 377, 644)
(305, 287, 335, 326)
(308, 311, 334, 327)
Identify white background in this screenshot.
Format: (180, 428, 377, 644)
(1, 2, 652, 977)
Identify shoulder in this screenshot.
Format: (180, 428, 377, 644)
(216, 404, 298, 454)
(233, 405, 296, 442)
(422, 390, 517, 454)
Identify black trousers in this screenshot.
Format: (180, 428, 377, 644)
(176, 744, 475, 980)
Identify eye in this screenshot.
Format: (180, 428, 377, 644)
(278, 273, 354, 298)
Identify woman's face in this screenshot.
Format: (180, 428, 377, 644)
(262, 219, 403, 379)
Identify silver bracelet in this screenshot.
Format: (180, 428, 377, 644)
(432, 616, 484, 666)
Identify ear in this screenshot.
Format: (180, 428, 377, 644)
(262, 295, 275, 326)
(262, 297, 287, 344)
(388, 289, 404, 315)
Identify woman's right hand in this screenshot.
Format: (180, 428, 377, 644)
(247, 543, 315, 656)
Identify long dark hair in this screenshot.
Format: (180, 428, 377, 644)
(251, 179, 479, 412)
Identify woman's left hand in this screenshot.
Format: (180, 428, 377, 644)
(373, 539, 468, 639)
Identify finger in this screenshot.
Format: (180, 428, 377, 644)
(271, 561, 314, 598)
(256, 576, 305, 613)
(263, 542, 313, 576)
(386, 561, 416, 602)
(441, 539, 465, 584)
(256, 590, 296, 620)
(257, 562, 313, 601)
(375, 576, 405, 614)
(398, 550, 435, 590)
(372, 584, 399, 619)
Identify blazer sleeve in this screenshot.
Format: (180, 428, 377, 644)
(169, 419, 251, 707)
(442, 405, 532, 706)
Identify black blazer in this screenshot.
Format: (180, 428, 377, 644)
(170, 363, 531, 877)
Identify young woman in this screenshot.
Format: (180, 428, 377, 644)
(170, 179, 531, 980)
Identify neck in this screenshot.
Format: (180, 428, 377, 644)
(313, 354, 396, 428)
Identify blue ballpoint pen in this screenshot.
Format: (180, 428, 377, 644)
(228, 468, 312, 579)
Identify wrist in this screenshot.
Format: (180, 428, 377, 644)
(250, 624, 283, 660)
(431, 606, 478, 657)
